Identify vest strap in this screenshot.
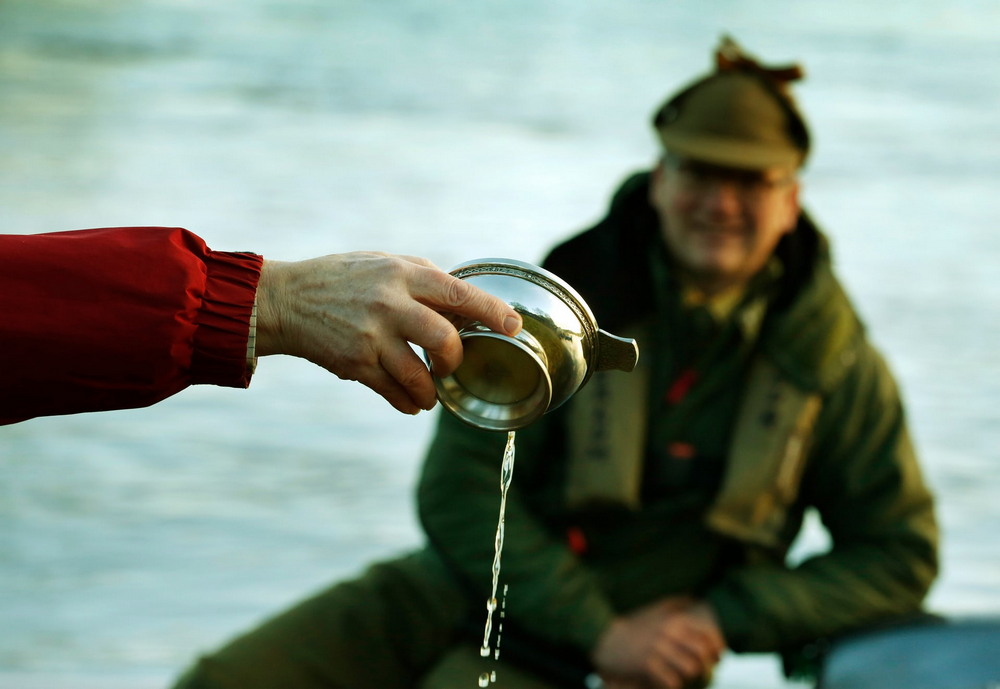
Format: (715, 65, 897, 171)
(564, 327, 822, 549)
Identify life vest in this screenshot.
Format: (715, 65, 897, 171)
(564, 321, 823, 552)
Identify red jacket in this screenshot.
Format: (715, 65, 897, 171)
(0, 227, 263, 425)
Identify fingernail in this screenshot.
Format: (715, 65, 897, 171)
(504, 315, 521, 334)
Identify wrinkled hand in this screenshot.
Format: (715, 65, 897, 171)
(254, 252, 521, 414)
(591, 597, 726, 689)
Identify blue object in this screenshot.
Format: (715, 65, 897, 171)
(817, 617, 1000, 689)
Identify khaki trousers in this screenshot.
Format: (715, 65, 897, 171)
(169, 549, 565, 689)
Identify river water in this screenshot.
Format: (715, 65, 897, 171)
(1, 1, 998, 687)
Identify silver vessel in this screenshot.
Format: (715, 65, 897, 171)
(431, 258, 639, 431)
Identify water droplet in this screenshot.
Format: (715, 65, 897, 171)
(478, 672, 491, 687)
(480, 645, 490, 657)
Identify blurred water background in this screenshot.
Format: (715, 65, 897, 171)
(1, 1, 998, 688)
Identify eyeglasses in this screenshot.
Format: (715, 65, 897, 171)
(664, 155, 795, 202)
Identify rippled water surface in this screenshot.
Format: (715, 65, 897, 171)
(1, 1, 998, 687)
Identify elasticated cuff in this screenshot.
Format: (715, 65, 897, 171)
(190, 250, 263, 388)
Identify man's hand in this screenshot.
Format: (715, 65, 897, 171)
(254, 252, 521, 414)
(591, 597, 726, 689)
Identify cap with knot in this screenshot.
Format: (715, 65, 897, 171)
(653, 36, 811, 170)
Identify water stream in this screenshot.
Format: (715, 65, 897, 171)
(479, 432, 516, 684)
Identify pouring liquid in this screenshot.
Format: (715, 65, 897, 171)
(478, 431, 516, 683)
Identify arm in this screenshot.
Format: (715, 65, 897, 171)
(1, 229, 522, 424)
(705, 345, 939, 652)
(0, 227, 261, 424)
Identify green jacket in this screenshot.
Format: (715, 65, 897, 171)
(417, 172, 938, 664)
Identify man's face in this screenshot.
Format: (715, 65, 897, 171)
(649, 155, 800, 294)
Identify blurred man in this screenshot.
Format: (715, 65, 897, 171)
(173, 37, 937, 689)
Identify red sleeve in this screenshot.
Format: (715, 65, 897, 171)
(0, 227, 264, 425)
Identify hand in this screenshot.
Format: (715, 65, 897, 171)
(591, 597, 726, 689)
(254, 252, 521, 414)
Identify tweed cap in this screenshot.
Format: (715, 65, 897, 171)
(653, 36, 811, 169)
